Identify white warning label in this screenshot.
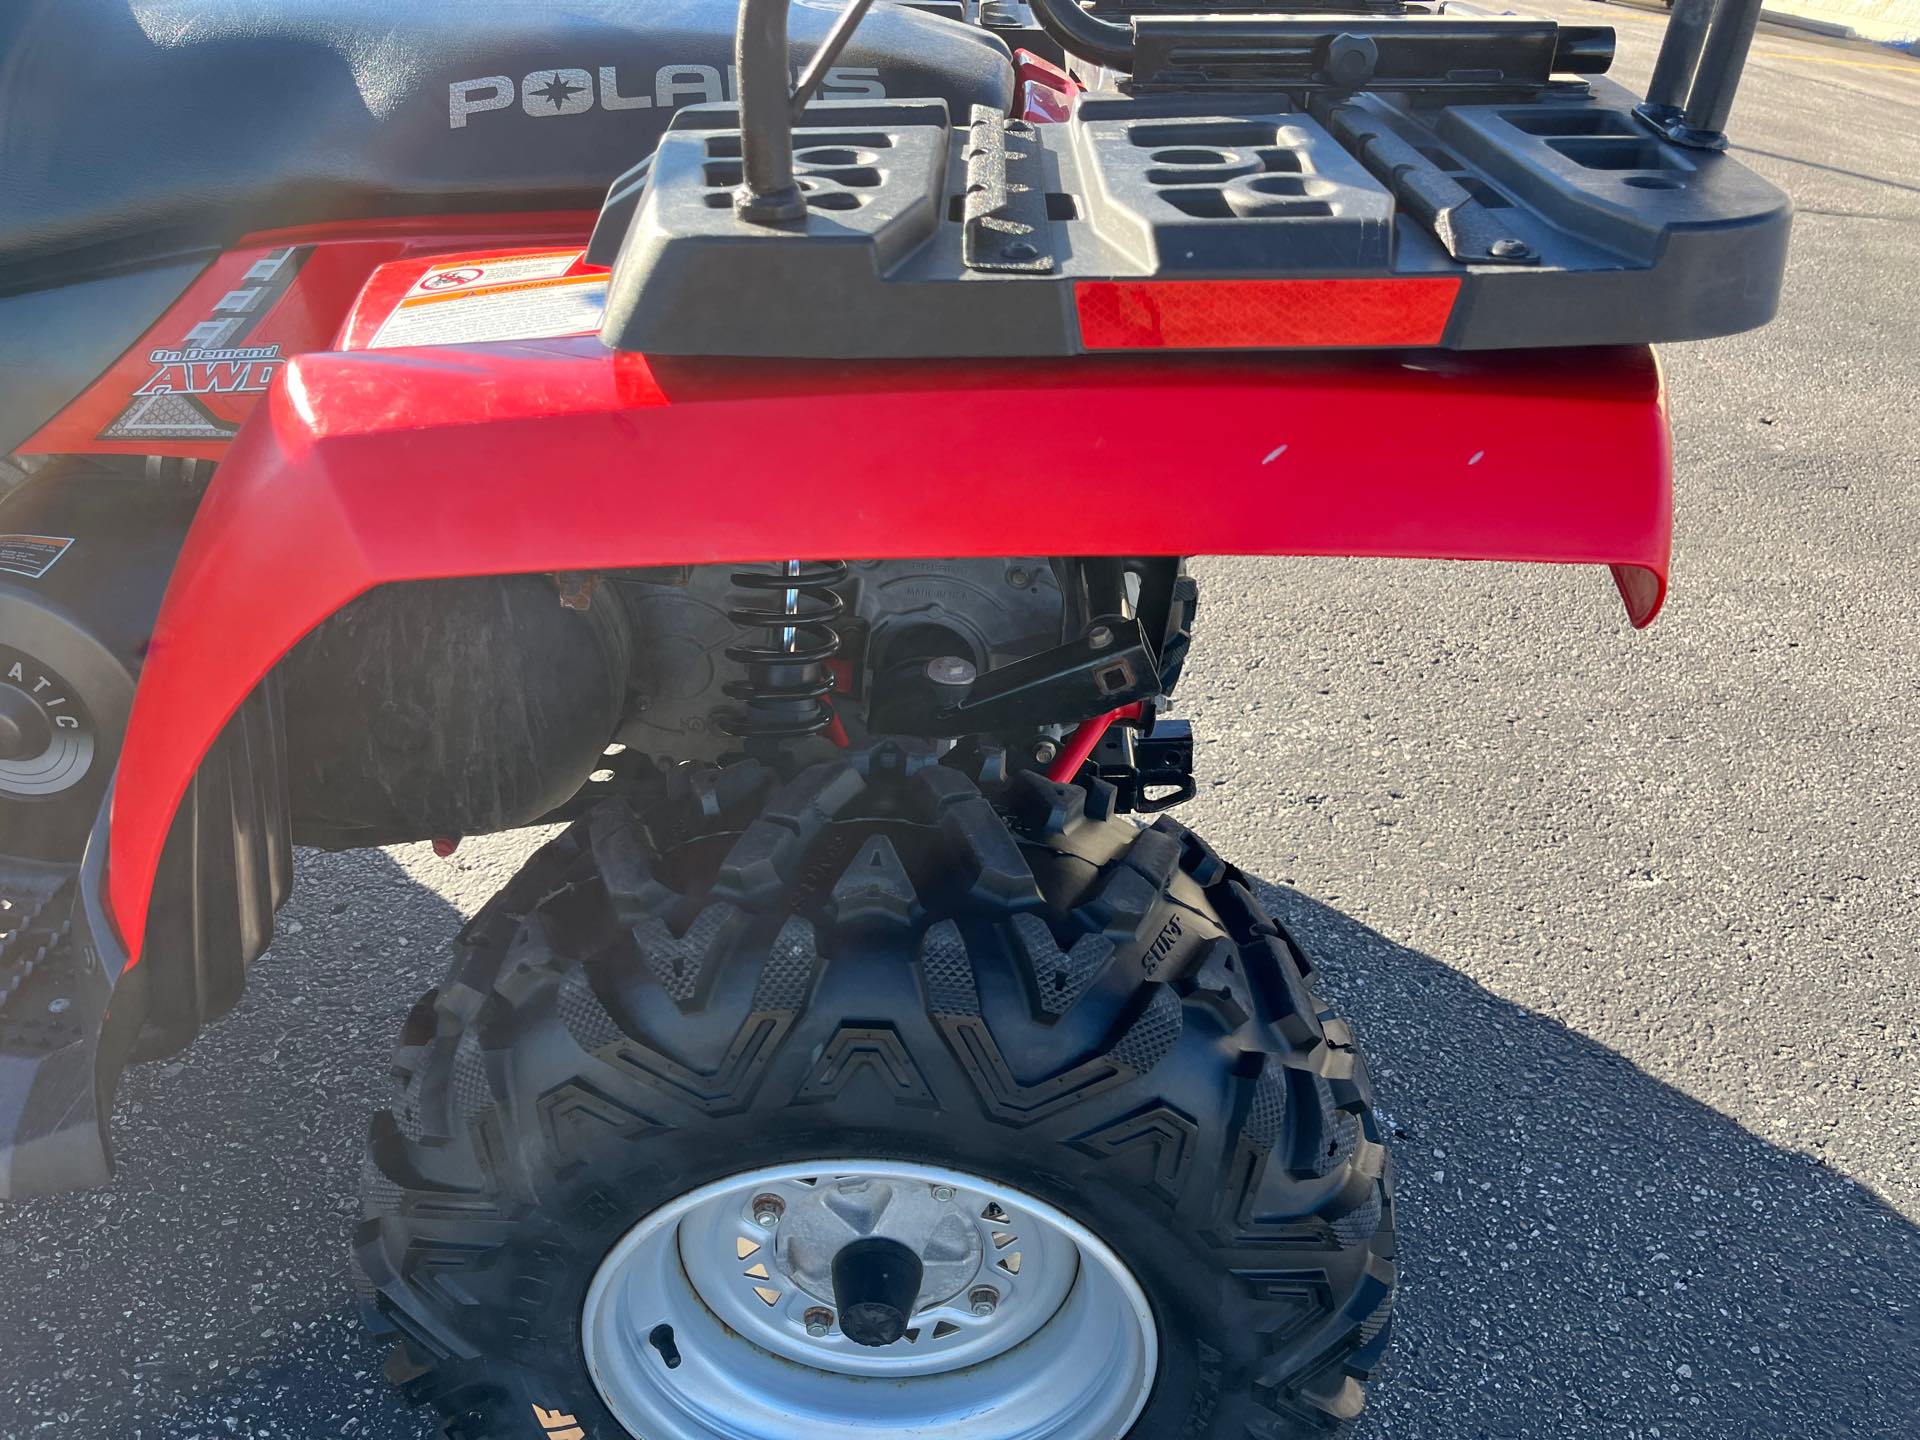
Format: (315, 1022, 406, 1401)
(0, 534, 73, 580)
(371, 251, 607, 350)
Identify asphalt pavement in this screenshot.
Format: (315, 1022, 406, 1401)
(3, 4, 1918, 1437)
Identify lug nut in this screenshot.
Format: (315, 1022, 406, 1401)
(752, 1194, 785, 1228)
(970, 1286, 1000, 1317)
(805, 1307, 834, 1338)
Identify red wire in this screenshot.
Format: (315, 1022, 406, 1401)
(1044, 702, 1143, 785)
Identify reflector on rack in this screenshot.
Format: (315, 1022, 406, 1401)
(1075, 278, 1461, 350)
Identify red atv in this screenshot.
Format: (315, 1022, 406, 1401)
(0, 0, 1787, 1434)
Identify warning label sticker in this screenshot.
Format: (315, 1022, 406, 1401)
(372, 251, 607, 350)
(0, 534, 74, 580)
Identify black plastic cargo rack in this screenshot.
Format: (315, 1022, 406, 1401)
(592, 0, 1791, 358)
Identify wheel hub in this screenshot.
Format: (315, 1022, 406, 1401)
(776, 1174, 984, 1313)
(675, 1167, 1080, 1376)
(0, 684, 52, 761)
(580, 1160, 1158, 1440)
(0, 648, 95, 800)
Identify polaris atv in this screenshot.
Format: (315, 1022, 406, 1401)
(0, 0, 1789, 1434)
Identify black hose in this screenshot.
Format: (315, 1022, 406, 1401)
(1024, 0, 1135, 71)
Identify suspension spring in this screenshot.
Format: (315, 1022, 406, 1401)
(720, 560, 848, 743)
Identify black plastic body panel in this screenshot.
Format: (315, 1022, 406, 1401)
(0, 678, 290, 1199)
(0, 259, 207, 452)
(137, 679, 293, 1062)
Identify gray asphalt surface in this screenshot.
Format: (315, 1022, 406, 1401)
(4, 5, 1918, 1437)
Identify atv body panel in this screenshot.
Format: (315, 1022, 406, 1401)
(99, 330, 1672, 971)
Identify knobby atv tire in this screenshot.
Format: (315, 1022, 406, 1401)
(355, 747, 1395, 1439)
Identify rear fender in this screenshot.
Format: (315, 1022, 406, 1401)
(104, 337, 1671, 965)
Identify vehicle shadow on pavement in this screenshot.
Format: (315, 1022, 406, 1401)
(1730, 145, 1920, 198)
(3, 849, 1916, 1439)
(1257, 880, 1920, 1440)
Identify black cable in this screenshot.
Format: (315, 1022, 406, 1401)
(1025, 0, 1135, 70)
(791, 0, 878, 120)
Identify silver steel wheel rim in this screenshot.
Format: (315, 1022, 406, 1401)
(580, 1160, 1159, 1440)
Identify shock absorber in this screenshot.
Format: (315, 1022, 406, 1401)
(721, 560, 848, 746)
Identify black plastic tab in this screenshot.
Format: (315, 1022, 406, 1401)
(962, 108, 1055, 273)
(1095, 716, 1196, 813)
(1318, 96, 1537, 264)
(586, 156, 653, 269)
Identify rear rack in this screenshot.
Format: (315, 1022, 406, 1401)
(592, 0, 1789, 358)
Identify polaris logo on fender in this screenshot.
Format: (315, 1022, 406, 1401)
(449, 65, 885, 129)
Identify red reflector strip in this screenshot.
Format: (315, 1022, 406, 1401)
(1075, 278, 1461, 350)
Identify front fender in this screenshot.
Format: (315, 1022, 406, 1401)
(106, 337, 1670, 963)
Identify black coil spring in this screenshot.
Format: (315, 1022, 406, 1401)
(720, 560, 848, 741)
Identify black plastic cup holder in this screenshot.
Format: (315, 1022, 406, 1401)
(1144, 147, 1266, 188)
(1227, 196, 1333, 219)
(1220, 170, 1338, 218)
(1147, 165, 1259, 187)
(795, 145, 882, 167)
(1237, 174, 1334, 198)
(1151, 146, 1240, 166)
(1548, 136, 1686, 171)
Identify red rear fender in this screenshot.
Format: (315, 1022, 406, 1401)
(106, 338, 1671, 961)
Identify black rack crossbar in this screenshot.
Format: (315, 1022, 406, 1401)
(1638, 0, 1766, 148)
(734, 0, 805, 221)
(1127, 14, 1614, 92)
(726, 0, 1771, 227)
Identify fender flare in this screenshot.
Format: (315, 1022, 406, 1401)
(105, 336, 1671, 962)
